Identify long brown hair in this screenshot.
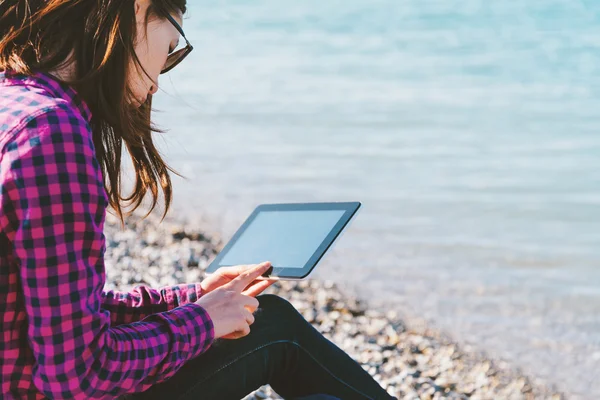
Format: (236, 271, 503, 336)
(0, 0, 188, 228)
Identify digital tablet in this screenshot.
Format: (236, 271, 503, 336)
(205, 202, 362, 280)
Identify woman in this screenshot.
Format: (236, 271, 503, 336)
(0, 1, 398, 399)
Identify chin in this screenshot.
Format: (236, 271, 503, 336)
(129, 96, 146, 109)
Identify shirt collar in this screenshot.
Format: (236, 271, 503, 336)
(1, 69, 93, 123)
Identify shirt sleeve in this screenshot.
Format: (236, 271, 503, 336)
(101, 282, 205, 326)
(3, 106, 215, 399)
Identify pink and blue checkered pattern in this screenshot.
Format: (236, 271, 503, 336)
(0, 70, 215, 399)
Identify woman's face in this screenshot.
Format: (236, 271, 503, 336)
(130, 0, 183, 107)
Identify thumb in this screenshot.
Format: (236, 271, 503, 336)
(243, 279, 277, 297)
(225, 261, 272, 292)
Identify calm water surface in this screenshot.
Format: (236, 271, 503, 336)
(134, 1, 600, 397)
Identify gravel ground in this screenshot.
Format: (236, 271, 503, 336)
(104, 210, 567, 400)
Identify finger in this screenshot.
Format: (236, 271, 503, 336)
(222, 327, 249, 340)
(216, 264, 251, 276)
(229, 325, 251, 339)
(215, 266, 237, 275)
(225, 262, 271, 292)
(242, 294, 260, 311)
(243, 308, 255, 325)
(243, 277, 277, 290)
(242, 279, 274, 296)
(242, 279, 277, 298)
(221, 333, 237, 340)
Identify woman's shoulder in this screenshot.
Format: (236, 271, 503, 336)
(0, 72, 92, 156)
(0, 74, 107, 212)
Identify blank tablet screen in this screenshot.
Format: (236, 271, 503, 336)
(219, 210, 347, 268)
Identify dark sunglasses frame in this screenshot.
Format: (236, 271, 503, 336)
(160, 13, 193, 74)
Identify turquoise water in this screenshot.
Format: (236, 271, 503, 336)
(146, 1, 600, 397)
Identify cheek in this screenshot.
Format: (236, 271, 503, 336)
(126, 59, 145, 100)
(131, 34, 163, 79)
(129, 45, 152, 94)
(145, 26, 170, 77)
(128, 21, 170, 100)
(149, 45, 169, 76)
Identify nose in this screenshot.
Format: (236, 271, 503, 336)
(149, 83, 158, 95)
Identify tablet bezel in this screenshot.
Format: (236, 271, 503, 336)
(205, 202, 362, 280)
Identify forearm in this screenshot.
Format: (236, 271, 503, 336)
(102, 282, 205, 326)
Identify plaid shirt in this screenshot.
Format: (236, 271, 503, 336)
(0, 70, 215, 399)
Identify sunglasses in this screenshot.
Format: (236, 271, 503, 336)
(160, 13, 193, 74)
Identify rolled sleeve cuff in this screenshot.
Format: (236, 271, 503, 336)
(164, 283, 206, 311)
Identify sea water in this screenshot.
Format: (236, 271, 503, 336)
(144, 0, 600, 397)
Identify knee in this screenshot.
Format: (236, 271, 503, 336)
(253, 295, 315, 345)
(255, 294, 304, 323)
(256, 294, 296, 313)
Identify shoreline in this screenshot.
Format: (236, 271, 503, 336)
(103, 209, 566, 399)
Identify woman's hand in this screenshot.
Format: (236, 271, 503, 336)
(196, 263, 273, 340)
(200, 261, 278, 298)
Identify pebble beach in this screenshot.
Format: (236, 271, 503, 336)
(104, 209, 567, 400)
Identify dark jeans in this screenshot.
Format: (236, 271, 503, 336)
(129, 294, 397, 400)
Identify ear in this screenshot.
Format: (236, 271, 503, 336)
(134, 0, 152, 23)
